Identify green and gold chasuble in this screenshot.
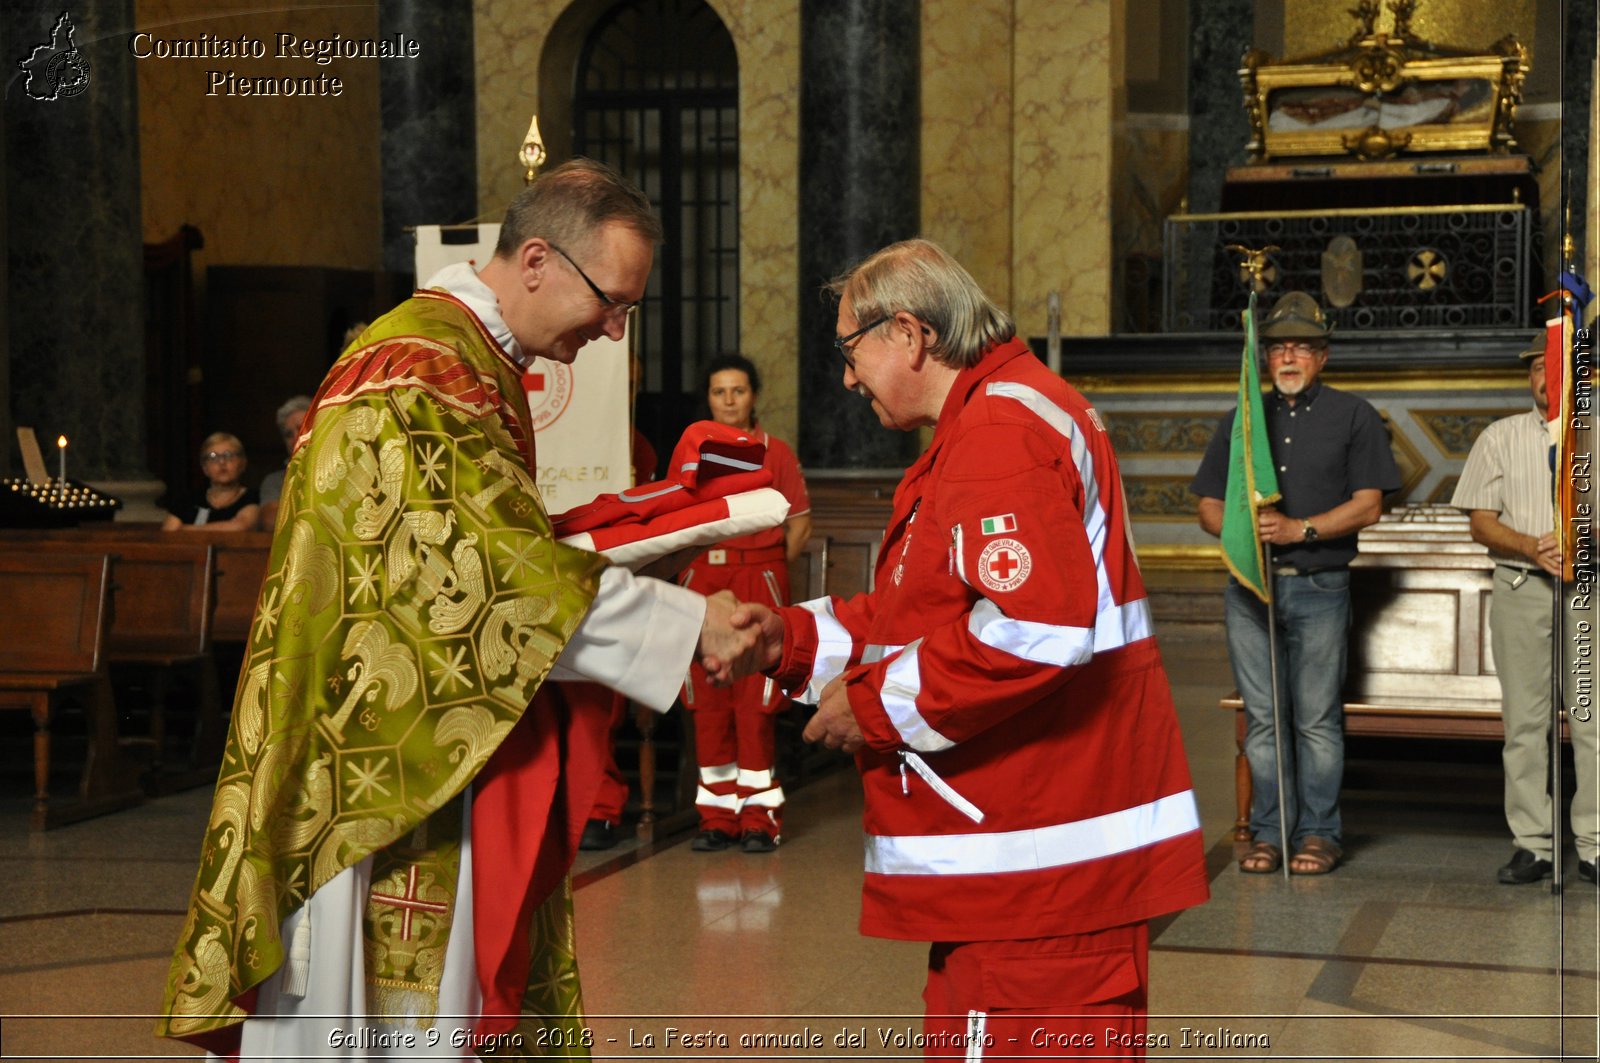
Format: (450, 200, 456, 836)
(159, 292, 607, 1052)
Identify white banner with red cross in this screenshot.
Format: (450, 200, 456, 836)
(414, 224, 631, 512)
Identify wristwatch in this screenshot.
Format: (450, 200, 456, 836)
(1302, 519, 1319, 543)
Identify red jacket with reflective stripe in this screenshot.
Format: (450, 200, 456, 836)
(774, 340, 1209, 942)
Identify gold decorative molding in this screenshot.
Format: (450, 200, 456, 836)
(1123, 475, 1204, 521)
(1101, 411, 1229, 458)
(1410, 406, 1526, 458)
(1378, 408, 1432, 500)
(1136, 544, 1227, 569)
(1075, 367, 1523, 395)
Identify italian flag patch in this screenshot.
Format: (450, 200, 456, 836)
(980, 513, 1017, 536)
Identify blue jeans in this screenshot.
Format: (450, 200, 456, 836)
(1224, 569, 1351, 849)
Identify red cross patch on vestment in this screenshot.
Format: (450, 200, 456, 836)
(369, 865, 449, 941)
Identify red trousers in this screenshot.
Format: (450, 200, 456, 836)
(681, 556, 788, 835)
(922, 923, 1150, 1059)
(586, 689, 629, 822)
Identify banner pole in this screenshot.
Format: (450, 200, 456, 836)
(1265, 581, 1290, 879)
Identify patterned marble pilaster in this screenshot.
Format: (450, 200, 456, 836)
(4, 1, 145, 479)
(921, 0, 1013, 310)
(713, 1, 801, 451)
(797, 0, 919, 468)
(473, 0, 801, 447)
(1184, 0, 1251, 216)
(471, 0, 554, 220)
(1012, 0, 1120, 339)
(1115, 118, 1188, 332)
(381, 0, 477, 275)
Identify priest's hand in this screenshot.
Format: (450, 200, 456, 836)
(728, 600, 785, 673)
(802, 677, 865, 754)
(698, 590, 764, 685)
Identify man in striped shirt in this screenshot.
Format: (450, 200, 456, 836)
(1452, 334, 1595, 886)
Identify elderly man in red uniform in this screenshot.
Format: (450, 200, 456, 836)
(741, 239, 1208, 1057)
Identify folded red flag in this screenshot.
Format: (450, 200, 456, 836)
(551, 421, 789, 569)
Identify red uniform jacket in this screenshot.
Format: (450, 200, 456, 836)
(773, 338, 1209, 942)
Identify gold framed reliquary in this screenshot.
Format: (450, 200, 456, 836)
(1239, 1, 1527, 163)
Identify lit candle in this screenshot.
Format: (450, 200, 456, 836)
(57, 436, 67, 499)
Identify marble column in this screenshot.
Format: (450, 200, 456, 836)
(380, 0, 477, 277)
(1180, 0, 1252, 329)
(3, 0, 145, 481)
(797, 0, 920, 469)
(1185, 0, 1252, 215)
(1563, 0, 1595, 266)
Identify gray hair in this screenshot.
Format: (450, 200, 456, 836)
(275, 395, 312, 432)
(494, 158, 663, 260)
(827, 239, 1014, 369)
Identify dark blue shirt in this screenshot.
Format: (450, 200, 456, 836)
(1190, 379, 1401, 568)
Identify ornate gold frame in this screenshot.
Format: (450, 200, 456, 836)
(1239, 2, 1527, 163)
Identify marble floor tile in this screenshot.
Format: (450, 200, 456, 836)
(2, 623, 1596, 1060)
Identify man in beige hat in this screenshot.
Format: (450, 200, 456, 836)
(1192, 291, 1400, 876)
(1452, 332, 1596, 885)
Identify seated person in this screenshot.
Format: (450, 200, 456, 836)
(258, 394, 311, 531)
(162, 432, 261, 531)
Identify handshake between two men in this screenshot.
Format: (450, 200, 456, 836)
(693, 592, 866, 755)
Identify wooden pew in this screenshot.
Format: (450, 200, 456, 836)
(1220, 506, 1509, 839)
(25, 540, 225, 791)
(0, 552, 142, 828)
(0, 525, 272, 645)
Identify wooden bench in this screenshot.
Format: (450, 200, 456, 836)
(0, 525, 272, 645)
(0, 552, 142, 828)
(1221, 506, 1513, 839)
(25, 540, 225, 791)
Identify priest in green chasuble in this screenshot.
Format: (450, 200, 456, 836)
(158, 160, 765, 1059)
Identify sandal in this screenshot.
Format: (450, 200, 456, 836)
(1238, 841, 1281, 874)
(1290, 837, 1342, 875)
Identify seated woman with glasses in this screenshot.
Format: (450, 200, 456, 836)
(162, 431, 262, 532)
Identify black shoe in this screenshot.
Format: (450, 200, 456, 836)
(691, 828, 736, 852)
(579, 819, 617, 851)
(1498, 849, 1554, 885)
(741, 830, 779, 853)
(1580, 859, 1596, 884)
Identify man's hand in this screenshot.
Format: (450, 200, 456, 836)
(697, 591, 762, 685)
(1256, 507, 1302, 546)
(1531, 532, 1563, 578)
(802, 677, 865, 753)
(728, 600, 785, 673)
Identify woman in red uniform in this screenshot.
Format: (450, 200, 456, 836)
(679, 354, 811, 852)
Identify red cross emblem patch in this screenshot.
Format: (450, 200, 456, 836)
(977, 537, 1032, 593)
(522, 363, 575, 430)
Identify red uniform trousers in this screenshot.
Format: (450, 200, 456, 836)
(586, 688, 630, 823)
(682, 552, 789, 836)
(922, 923, 1150, 1060)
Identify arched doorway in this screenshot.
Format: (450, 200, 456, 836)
(573, 0, 739, 458)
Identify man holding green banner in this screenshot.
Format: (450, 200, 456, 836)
(1191, 292, 1399, 876)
